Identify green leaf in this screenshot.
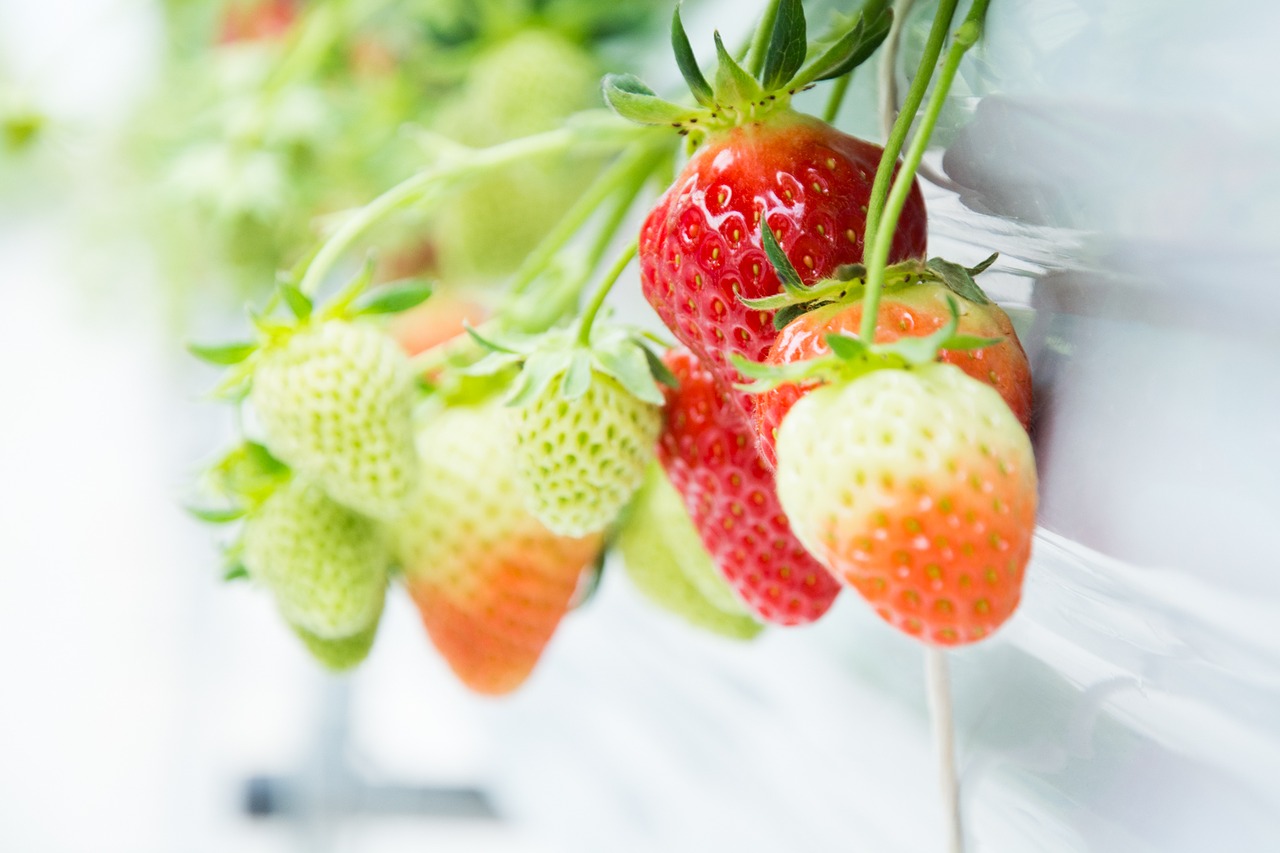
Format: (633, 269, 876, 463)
(560, 350, 594, 400)
(354, 280, 433, 315)
(760, 0, 807, 91)
(188, 341, 258, 366)
(602, 74, 704, 126)
(187, 506, 246, 524)
(672, 6, 714, 107)
(927, 257, 992, 305)
(322, 257, 377, 317)
(641, 345, 679, 389)
(714, 32, 765, 108)
(507, 350, 572, 407)
(278, 282, 313, 321)
(595, 342, 665, 406)
(223, 564, 250, 582)
(824, 333, 869, 361)
(760, 221, 803, 291)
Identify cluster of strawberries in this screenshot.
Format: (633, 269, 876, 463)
(193, 0, 1037, 696)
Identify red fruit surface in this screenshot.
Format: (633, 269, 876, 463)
(219, 0, 298, 43)
(639, 111, 928, 423)
(656, 347, 840, 625)
(756, 283, 1033, 466)
(388, 294, 489, 358)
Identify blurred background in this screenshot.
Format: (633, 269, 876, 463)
(2, 0, 1279, 851)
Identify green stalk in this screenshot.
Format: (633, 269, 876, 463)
(746, 0, 785, 78)
(297, 125, 629, 297)
(576, 241, 639, 345)
(862, 0, 959, 251)
(860, 0, 990, 343)
(822, 72, 854, 124)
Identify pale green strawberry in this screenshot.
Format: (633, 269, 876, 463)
(242, 477, 389, 640)
(617, 465, 763, 640)
(250, 319, 419, 521)
(289, 592, 383, 672)
(511, 370, 663, 538)
(775, 363, 1037, 646)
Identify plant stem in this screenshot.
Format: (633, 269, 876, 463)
(746, 0, 784, 78)
(576, 241, 638, 345)
(298, 125, 630, 297)
(878, 0, 919, 140)
(925, 648, 964, 853)
(860, 0, 987, 343)
(862, 0, 958, 255)
(822, 72, 853, 124)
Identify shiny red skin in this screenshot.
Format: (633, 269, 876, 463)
(657, 348, 840, 626)
(639, 112, 928, 424)
(755, 284, 1034, 467)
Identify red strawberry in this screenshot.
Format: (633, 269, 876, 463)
(639, 113, 927, 424)
(775, 362, 1037, 645)
(657, 347, 839, 626)
(218, 0, 298, 43)
(756, 282, 1032, 466)
(394, 402, 602, 695)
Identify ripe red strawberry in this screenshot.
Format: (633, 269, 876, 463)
(775, 363, 1037, 645)
(639, 113, 927, 424)
(394, 402, 603, 695)
(219, 0, 298, 44)
(756, 281, 1032, 466)
(657, 347, 839, 625)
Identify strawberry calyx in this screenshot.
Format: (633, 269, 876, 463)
(741, 222, 997, 331)
(464, 320, 674, 409)
(603, 0, 892, 143)
(732, 294, 1000, 394)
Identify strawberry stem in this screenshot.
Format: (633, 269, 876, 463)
(862, 0, 959, 262)
(745, 0, 785, 78)
(860, 0, 989, 344)
(821, 72, 852, 124)
(576, 241, 638, 346)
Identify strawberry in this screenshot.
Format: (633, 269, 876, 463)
(251, 319, 420, 521)
(290, 593, 383, 672)
(242, 477, 389, 640)
(775, 362, 1037, 646)
(219, 0, 298, 44)
(395, 402, 603, 696)
(755, 277, 1032, 467)
(608, 4, 924, 423)
(657, 347, 839, 626)
(617, 465, 763, 640)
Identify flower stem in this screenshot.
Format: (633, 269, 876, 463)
(576, 241, 638, 346)
(822, 72, 853, 124)
(746, 0, 784, 78)
(860, 0, 988, 343)
(862, 0, 958, 256)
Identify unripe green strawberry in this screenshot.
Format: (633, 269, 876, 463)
(251, 320, 419, 521)
(775, 363, 1037, 646)
(617, 465, 762, 640)
(242, 477, 389, 640)
(511, 371, 663, 537)
(289, 593, 383, 672)
(395, 402, 603, 696)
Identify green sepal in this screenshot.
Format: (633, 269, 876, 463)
(354, 280, 433, 316)
(927, 256, 994, 306)
(320, 258, 378, 319)
(465, 323, 526, 355)
(672, 6, 715, 108)
(595, 339, 666, 406)
(641, 345, 679, 389)
(713, 32, 765, 108)
(188, 341, 258, 366)
(461, 351, 525, 377)
(207, 441, 291, 508)
(760, 0, 807, 91)
(823, 332, 869, 361)
(602, 74, 704, 127)
(794, 0, 893, 87)
(506, 349, 574, 407)
(187, 505, 246, 524)
(560, 350, 594, 400)
(223, 564, 250, 582)
(760, 221, 803, 291)
(278, 282, 313, 322)
(772, 303, 808, 331)
(571, 548, 608, 611)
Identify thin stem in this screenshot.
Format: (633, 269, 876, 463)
(745, 0, 784, 78)
(822, 72, 853, 124)
(926, 648, 964, 853)
(863, 0, 958, 256)
(878, 0, 919, 141)
(298, 126, 597, 297)
(576, 241, 638, 345)
(509, 141, 664, 297)
(861, 0, 988, 343)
